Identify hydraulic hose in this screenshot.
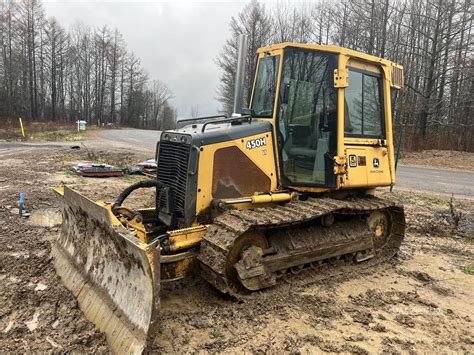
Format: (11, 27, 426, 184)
(112, 179, 163, 215)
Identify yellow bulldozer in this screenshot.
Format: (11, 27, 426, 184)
(53, 37, 405, 353)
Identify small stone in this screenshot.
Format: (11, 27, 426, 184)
(372, 323, 387, 332)
(35, 282, 48, 291)
(25, 312, 39, 331)
(46, 336, 62, 348)
(414, 271, 433, 282)
(3, 320, 13, 333)
(10, 208, 19, 215)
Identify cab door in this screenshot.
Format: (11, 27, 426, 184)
(343, 59, 392, 188)
(275, 48, 338, 188)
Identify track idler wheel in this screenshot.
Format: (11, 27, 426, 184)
(227, 230, 276, 292)
(368, 210, 391, 250)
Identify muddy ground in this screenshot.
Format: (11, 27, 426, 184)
(0, 145, 473, 353)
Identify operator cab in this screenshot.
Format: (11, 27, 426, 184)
(249, 44, 399, 191)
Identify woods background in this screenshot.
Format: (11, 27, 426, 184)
(0, 0, 472, 151)
(216, 0, 473, 152)
(0, 0, 176, 130)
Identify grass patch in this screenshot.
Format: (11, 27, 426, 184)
(391, 191, 449, 206)
(0, 119, 104, 141)
(209, 329, 224, 339)
(462, 265, 474, 275)
(120, 174, 146, 182)
(419, 195, 450, 206)
(80, 148, 135, 168)
(51, 147, 136, 169)
(30, 129, 87, 142)
(181, 335, 190, 345)
(65, 169, 77, 177)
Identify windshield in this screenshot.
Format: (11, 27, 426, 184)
(251, 55, 280, 117)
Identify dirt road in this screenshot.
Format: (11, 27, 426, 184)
(1, 142, 473, 353)
(97, 128, 161, 149)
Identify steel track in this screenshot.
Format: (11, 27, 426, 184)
(198, 196, 405, 296)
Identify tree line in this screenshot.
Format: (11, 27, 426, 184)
(0, 0, 176, 129)
(216, 0, 473, 151)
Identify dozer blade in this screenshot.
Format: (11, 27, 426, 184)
(52, 186, 160, 354)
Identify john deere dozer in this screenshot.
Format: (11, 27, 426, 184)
(53, 37, 405, 353)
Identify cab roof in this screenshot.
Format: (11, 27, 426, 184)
(257, 42, 398, 68)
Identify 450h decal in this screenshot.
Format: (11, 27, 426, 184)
(246, 137, 267, 150)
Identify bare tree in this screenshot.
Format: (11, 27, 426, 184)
(108, 29, 124, 124)
(216, 0, 273, 114)
(0, 0, 176, 129)
(150, 80, 173, 129)
(215, 0, 473, 151)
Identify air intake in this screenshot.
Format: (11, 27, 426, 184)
(156, 139, 191, 217)
(391, 64, 404, 89)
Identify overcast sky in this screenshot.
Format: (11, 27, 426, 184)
(43, 0, 252, 118)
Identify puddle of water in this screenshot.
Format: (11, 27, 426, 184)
(29, 209, 62, 227)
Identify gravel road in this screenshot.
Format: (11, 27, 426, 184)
(394, 165, 473, 198)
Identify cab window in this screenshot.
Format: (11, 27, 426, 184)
(344, 69, 384, 137)
(251, 55, 280, 118)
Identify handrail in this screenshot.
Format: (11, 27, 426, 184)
(201, 115, 252, 133)
(176, 115, 227, 129)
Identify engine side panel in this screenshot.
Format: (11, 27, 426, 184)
(195, 124, 278, 219)
(212, 146, 272, 199)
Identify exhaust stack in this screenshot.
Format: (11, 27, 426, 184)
(232, 34, 248, 116)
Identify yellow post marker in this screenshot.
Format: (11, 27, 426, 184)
(19, 117, 25, 139)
